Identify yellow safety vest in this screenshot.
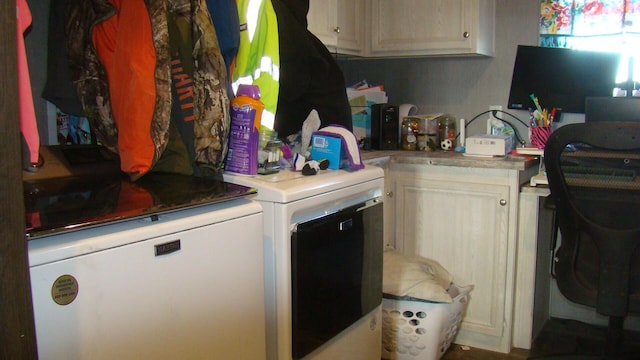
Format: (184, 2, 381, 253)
(232, 0, 280, 132)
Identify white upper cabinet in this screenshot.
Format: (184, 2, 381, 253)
(308, 0, 365, 56)
(308, 0, 339, 47)
(308, 0, 495, 57)
(370, 0, 495, 57)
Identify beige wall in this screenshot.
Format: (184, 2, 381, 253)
(339, 0, 540, 139)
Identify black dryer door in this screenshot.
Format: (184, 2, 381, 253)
(291, 199, 383, 359)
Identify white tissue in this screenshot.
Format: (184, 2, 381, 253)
(301, 110, 321, 156)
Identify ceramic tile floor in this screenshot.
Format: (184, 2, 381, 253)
(438, 317, 640, 360)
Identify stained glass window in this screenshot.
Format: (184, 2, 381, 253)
(540, 0, 640, 91)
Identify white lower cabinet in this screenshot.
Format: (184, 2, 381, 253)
(388, 162, 535, 353)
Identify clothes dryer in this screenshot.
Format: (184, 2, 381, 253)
(225, 165, 384, 360)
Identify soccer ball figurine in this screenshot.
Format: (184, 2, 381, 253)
(440, 138, 453, 151)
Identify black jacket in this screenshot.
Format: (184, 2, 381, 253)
(271, 0, 352, 138)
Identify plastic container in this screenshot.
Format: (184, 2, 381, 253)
(225, 85, 264, 175)
(258, 136, 282, 175)
(381, 283, 473, 360)
(413, 114, 441, 151)
(530, 126, 553, 149)
(416, 134, 427, 151)
(401, 117, 419, 150)
(437, 115, 457, 151)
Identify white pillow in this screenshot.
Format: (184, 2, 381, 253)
(383, 250, 454, 303)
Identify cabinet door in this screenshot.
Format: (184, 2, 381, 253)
(336, 0, 365, 55)
(308, 0, 338, 47)
(308, 0, 364, 55)
(370, 0, 495, 57)
(394, 173, 510, 350)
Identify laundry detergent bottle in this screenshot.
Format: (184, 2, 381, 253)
(225, 85, 264, 175)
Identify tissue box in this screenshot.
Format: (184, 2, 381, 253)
(311, 134, 343, 170)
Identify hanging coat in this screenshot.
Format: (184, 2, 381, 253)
(42, 0, 86, 117)
(232, 0, 280, 132)
(17, 0, 40, 165)
(271, 0, 352, 138)
(65, 0, 230, 180)
(92, 0, 158, 177)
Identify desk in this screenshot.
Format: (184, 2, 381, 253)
(514, 184, 640, 350)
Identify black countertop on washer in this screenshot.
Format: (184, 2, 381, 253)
(23, 146, 256, 239)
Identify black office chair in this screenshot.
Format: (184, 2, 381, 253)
(539, 122, 640, 359)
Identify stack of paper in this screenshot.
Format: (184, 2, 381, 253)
(347, 80, 388, 143)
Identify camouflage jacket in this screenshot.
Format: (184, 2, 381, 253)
(65, 0, 230, 180)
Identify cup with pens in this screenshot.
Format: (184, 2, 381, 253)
(529, 94, 555, 149)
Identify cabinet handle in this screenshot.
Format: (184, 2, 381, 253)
(499, 199, 507, 206)
(334, 26, 341, 34)
(463, 31, 470, 38)
(386, 191, 394, 198)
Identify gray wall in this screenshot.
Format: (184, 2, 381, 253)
(338, 0, 540, 139)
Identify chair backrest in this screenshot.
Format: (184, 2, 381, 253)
(544, 122, 640, 317)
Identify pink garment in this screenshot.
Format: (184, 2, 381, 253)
(17, 0, 40, 163)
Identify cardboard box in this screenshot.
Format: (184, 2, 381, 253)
(311, 135, 343, 170)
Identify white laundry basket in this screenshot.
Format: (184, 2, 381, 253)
(381, 283, 473, 360)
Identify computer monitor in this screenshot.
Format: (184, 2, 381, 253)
(585, 96, 640, 123)
(508, 45, 621, 114)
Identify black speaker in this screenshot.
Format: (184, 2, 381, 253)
(371, 104, 399, 150)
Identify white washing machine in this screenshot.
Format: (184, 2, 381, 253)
(224, 165, 384, 360)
